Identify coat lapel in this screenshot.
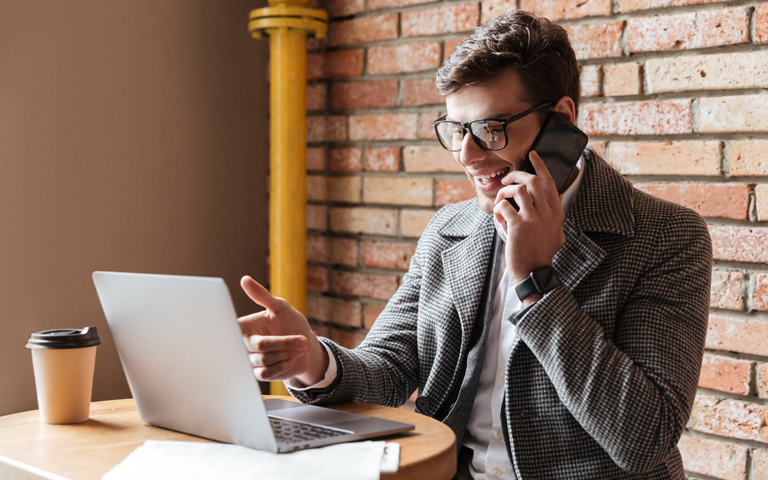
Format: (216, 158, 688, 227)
(554, 150, 636, 291)
(439, 201, 496, 347)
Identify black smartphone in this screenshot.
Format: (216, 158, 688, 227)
(506, 112, 589, 211)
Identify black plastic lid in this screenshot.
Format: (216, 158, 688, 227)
(26, 326, 101, 349)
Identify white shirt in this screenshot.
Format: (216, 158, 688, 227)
(292, 158, 587, 480)
(465, 157, 585, 479)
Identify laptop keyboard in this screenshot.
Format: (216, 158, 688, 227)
(269, 416, 351, 444)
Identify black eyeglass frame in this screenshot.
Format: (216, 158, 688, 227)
(432, 101, 555, 152)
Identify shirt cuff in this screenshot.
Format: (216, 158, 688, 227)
(284, 342, 338, 391)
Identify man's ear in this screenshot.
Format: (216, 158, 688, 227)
(552, 96, 576, 124)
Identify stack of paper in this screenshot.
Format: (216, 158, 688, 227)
(102, 440, 400, 480)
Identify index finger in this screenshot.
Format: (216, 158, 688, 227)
(241, 275, 283, 312)
(527, 150, 560, 207)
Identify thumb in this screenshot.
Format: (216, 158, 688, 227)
(240, 276, 282, 312)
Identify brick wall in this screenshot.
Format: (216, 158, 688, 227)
(301, 1, 768, 478)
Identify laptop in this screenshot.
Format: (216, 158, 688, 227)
(92, 271, 414, 453)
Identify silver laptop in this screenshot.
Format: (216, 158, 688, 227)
(92, 271, 413, 453)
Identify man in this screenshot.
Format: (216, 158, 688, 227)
(238, 11, 712, 479)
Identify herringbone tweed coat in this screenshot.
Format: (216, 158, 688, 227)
(291, 150, 712, 479)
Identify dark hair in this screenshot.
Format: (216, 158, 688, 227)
(435, 10, 580, 117)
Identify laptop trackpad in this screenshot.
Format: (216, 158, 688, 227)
(267, 402, 364, 428)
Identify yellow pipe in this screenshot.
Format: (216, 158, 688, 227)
(249, 1, 327, 396)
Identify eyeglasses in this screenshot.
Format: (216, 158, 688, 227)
(432, 101, 554, 152)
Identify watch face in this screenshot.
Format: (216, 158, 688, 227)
(532, 267, 561, 293)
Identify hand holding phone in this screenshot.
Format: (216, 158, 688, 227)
(506, 112, 588, 211)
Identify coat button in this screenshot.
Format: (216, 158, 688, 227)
(415, 396, 430, 412)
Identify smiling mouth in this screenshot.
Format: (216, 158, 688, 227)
(475, 167, 510, 185)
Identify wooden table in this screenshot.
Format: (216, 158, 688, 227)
(0, 397, 456, 480)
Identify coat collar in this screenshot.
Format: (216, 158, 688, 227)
(435, 149, 637, 294)
(568, 148, 636, 238)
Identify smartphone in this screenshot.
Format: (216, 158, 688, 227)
(506, 112, 589, 211)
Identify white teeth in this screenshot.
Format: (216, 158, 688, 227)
(476, 169, 508, 180)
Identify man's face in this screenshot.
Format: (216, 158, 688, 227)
(444, 69, 544, 215)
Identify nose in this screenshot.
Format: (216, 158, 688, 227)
(458, 130, 489, 167)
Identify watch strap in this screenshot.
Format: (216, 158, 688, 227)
(515, 266, 561, 301)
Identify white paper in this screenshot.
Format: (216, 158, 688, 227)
(380, 443, 400, 473)
(102, 440, 399, 480)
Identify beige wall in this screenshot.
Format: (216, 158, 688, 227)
(0, 0, 269, 416)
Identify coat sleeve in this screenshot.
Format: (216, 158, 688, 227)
(287, 222, 434, 407)
(509, 207, 712, 474)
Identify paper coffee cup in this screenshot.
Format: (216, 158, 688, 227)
(26, 327, 100, 424)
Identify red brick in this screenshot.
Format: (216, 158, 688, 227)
(330, 207, 398, 236)
(349, 114, 418, 141)
(444, 37, 465, 62)
(706, 314, 768, 357)
(307, 115, 347, 142)
(580, 100, 693, 136)
(307, 49, 364, 80)
(331, 271, 399, 300)
(402, 3, 479, 38)
(699, 95, 768, 134)
(311, 322, 331, 339)
(310, 0, 365, 17)
(403, 146, 464, 173)
(364, 147, 400, 172)
(633, 183, 749, 220)
(727, 140, 768, 176)
(307, 83, 327, 111)
(437, 178, 476, 206)
(580, 65, 602, 98)
(331, 80, 398, 110)
(710, 270, 744, 311)
(756, 450, 768, 480)
(481, 0, 517, 23)
(363, 303, 386, 329)
(307, 147, 327, 171)
(329, 328, 367, 349)
(307, 235, 358, 266)
(618, 0, 721, 13)
(646, 51, 768, 94)
(307, 205, 328, 230)
(677, 435, 748, 480)
(306, 35, 327, 52)
(565, 22, 624, 60)
(363, 177, 433, 206)
(754, 273, 768, 312)
(520, 0, 611, 21)
(699, 353, 753, 395)
(419, 111, 442, 140)
(306, 175, 361, 203)
(307, 266, 330, 292)
(369, 0, 432, 9)
(328, 14, 398, 47)
(402, 78, 443, 107)
(627, 8, 749, 54)
(688, 395, 768, 443)
(362, 241, 417, 270)
(607, 141, 721, 175)
(401, 209, 436, 238)
(603, 62, 642, 97)
(757, 4, 768, 44)
(588, 141, 606, 159)
(307, 296, 361, 327)
(709, 226, 768, 264)
(330, 147, 362, 172)
(756, 185, 768, 221)
(759, 363, 768, 399)
(367, 41, 442, 75)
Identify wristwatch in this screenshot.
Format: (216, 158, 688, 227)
(515, 266, 562, 301)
